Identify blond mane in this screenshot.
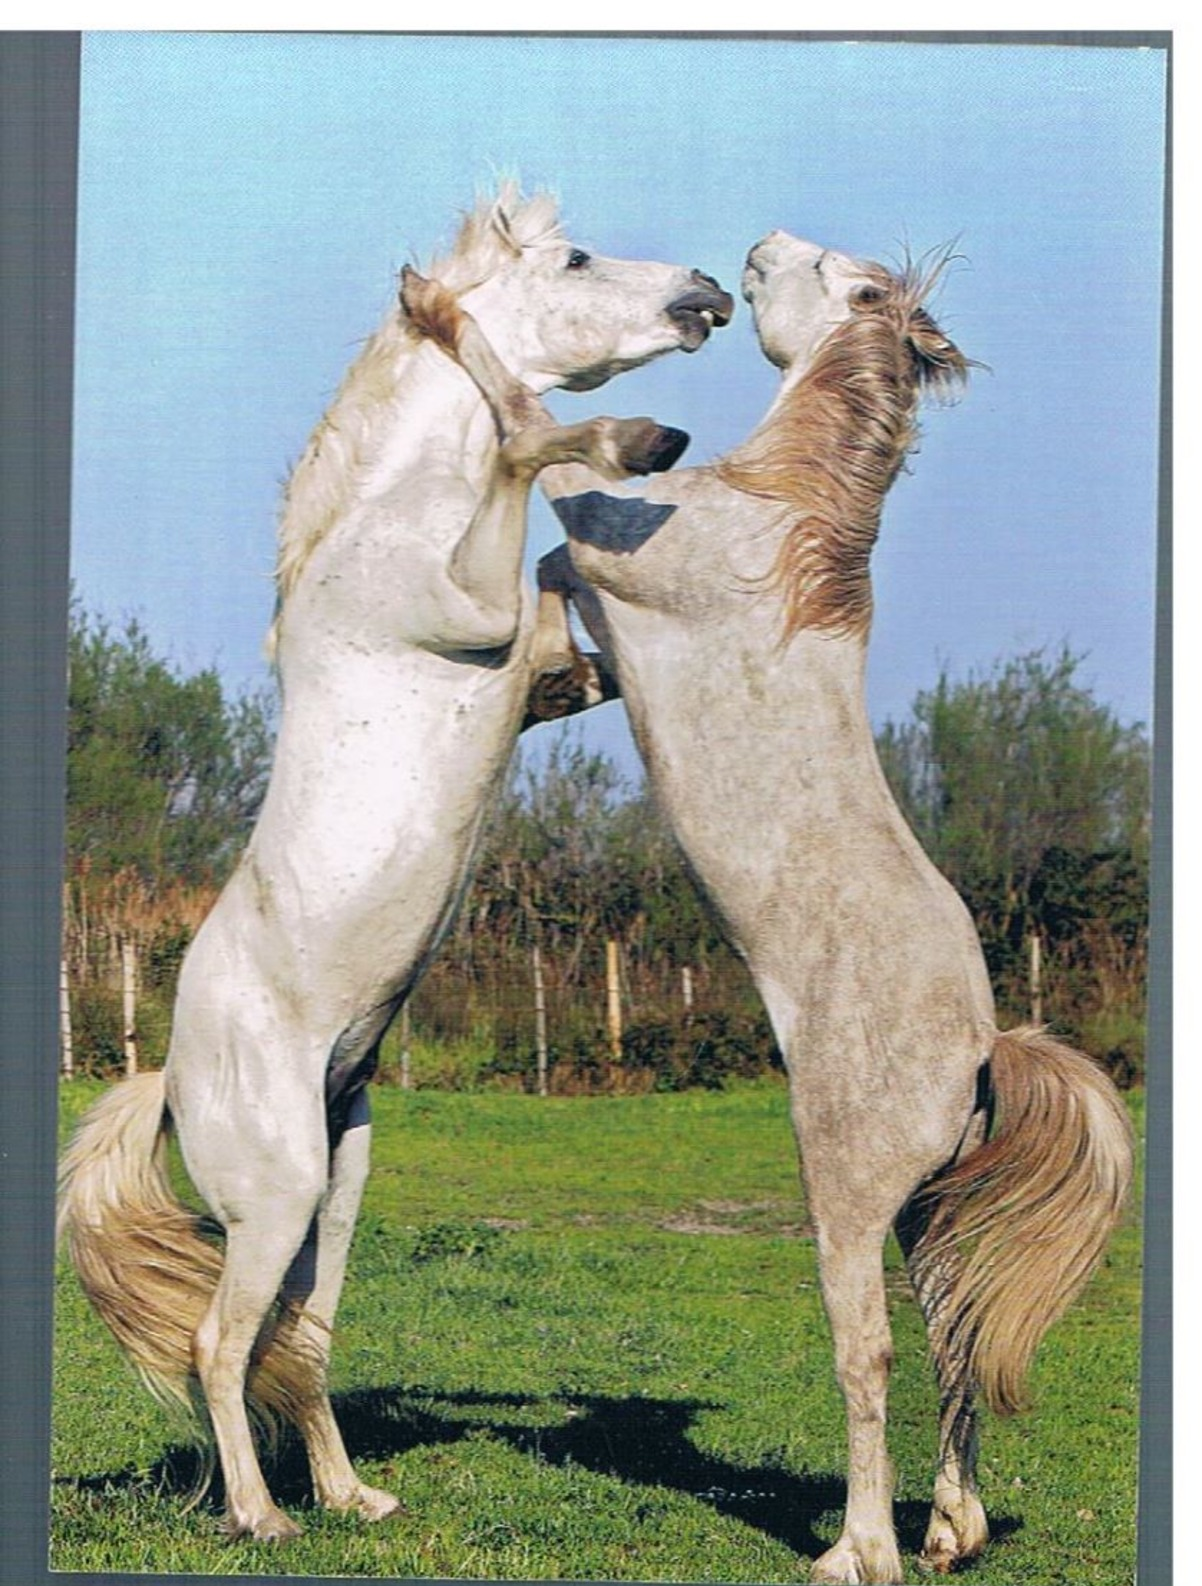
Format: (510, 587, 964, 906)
(716, 250, 969, 643)
(267, 184, 566, 657)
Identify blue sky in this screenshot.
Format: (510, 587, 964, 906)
(71, 33, 1167, 777)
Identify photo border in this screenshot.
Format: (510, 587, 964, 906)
(0, 29, 1171, 1586)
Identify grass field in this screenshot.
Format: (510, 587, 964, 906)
(52, 1078, 1143, 1582)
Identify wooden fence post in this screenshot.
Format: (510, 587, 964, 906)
(399, 1002, 412, 1090)
(532, 942, 549, 1096)
(681, 965, 694, 1016)
(606, 938, 623, 1060)
(59, 958, 74, 1078)
(1029, 931, 1043, 1025)
(121, 937, 138, 1077)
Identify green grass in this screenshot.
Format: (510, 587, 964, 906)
(52, 1079, 1144, 1582)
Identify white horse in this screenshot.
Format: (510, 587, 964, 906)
(405, 235, 1135, 1585)
(57, 185, 732, 1542)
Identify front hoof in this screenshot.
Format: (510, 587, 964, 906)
(524, 658, 606, 727)
(919, 1498, 988, 1573)
(613, 418, 690, 476)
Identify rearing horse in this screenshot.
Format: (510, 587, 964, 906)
(57, 186, 732, 1542)
(405, 232, 1134, 1585)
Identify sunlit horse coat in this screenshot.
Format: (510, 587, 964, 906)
(404, 233, 1134, 1586)
(57, 187, 731, 1542)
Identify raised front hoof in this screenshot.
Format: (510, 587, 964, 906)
(523, 657, 609, 728)
(917, 1501, 988, 1574)
(222, 1505, 304, 1543)
(612, 418, 690, 476)
(810, 1534, 904, 1585)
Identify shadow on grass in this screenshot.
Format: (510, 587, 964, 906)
(56, 1382, 1021, 1565)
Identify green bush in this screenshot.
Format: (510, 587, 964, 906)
(67, 983, 175, 1077)
(410, 1219, 502, 1264)
(68, 985, 124, 1076)
(620, 1011, 782, 1091)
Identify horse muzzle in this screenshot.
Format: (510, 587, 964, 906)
(667, 273, 735, 350)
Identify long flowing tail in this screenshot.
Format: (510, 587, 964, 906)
(57, 1072, 322, 1429)
(912, 1026, 1134, 1416)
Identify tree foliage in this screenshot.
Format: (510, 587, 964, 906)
(473, 737, 722, 970)
(66, 601, 274, 887)
(61, 614, 1150, 1086)
(876, 648, 1150, 1073)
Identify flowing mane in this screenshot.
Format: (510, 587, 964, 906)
(717, 250, 969, 643)
(267, 184, 566, 655)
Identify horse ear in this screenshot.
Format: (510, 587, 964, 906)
(488, 193, 523, 259)
(399, 267, 464, 355)
(907, 305, 969, 393)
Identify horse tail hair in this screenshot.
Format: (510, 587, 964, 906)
(910, 1026, 1134, 1417)
(57, 1072, 325, 1443)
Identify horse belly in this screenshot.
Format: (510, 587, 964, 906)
(170, 654, 525, 1090)
(266, 675, 519, 994)
(606, 613, 994, 1041)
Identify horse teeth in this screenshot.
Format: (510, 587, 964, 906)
(700, 309, 715, 328)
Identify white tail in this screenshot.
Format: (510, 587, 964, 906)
(57, 1073, 323, 1427)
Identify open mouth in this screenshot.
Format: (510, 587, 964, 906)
(666, 279, 735, 350)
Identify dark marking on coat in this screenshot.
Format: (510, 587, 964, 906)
(551, 491, 677, 553)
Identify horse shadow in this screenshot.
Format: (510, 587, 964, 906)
(59, 1382, 1021, 1568)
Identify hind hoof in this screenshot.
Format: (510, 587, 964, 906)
(918, 1497, 988, 1572)
(224, 1505, 304, 1543)
(811, 1532, 903, 1584)
(338, 1483, 403, 1523)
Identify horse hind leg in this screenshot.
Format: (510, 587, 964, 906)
(806, 1216, 904, 1585)
(894, 1194, 989, 1573)
(193, 1187, 327, 1540)
(280, 1089, 400, 1523)
(177, 1079, 335, 1541)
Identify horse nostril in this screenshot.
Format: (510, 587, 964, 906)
(692, 270, 721, 291)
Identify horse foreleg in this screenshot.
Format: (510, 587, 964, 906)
(400, 269, 685, 646)
(281, 1090, 400, 1523)
(434, 415, 684, 651)
(400, 266, 549, 443)
(401, 268, 688, 485)
(522, 545, 619, 730)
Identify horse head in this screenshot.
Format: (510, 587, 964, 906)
(741, 229, 967, 392)
(434, 188, 733, 395)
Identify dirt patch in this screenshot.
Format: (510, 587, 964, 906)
(658, 1198, 813, 1238)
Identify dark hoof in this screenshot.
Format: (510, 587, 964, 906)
(615, 419, 690, 475)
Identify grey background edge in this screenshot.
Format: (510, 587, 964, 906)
(0, 29, 1171, 1586)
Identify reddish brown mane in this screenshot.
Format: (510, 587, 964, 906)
(716, 253, 969, 643)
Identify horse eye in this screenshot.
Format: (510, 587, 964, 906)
(566, 249, 591, 270)
(854, 286, 885, 306)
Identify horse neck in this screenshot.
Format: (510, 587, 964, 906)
(716, 342, 917, 647)
(344, 338, 497, 500)
(273, 332, 495, 617)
